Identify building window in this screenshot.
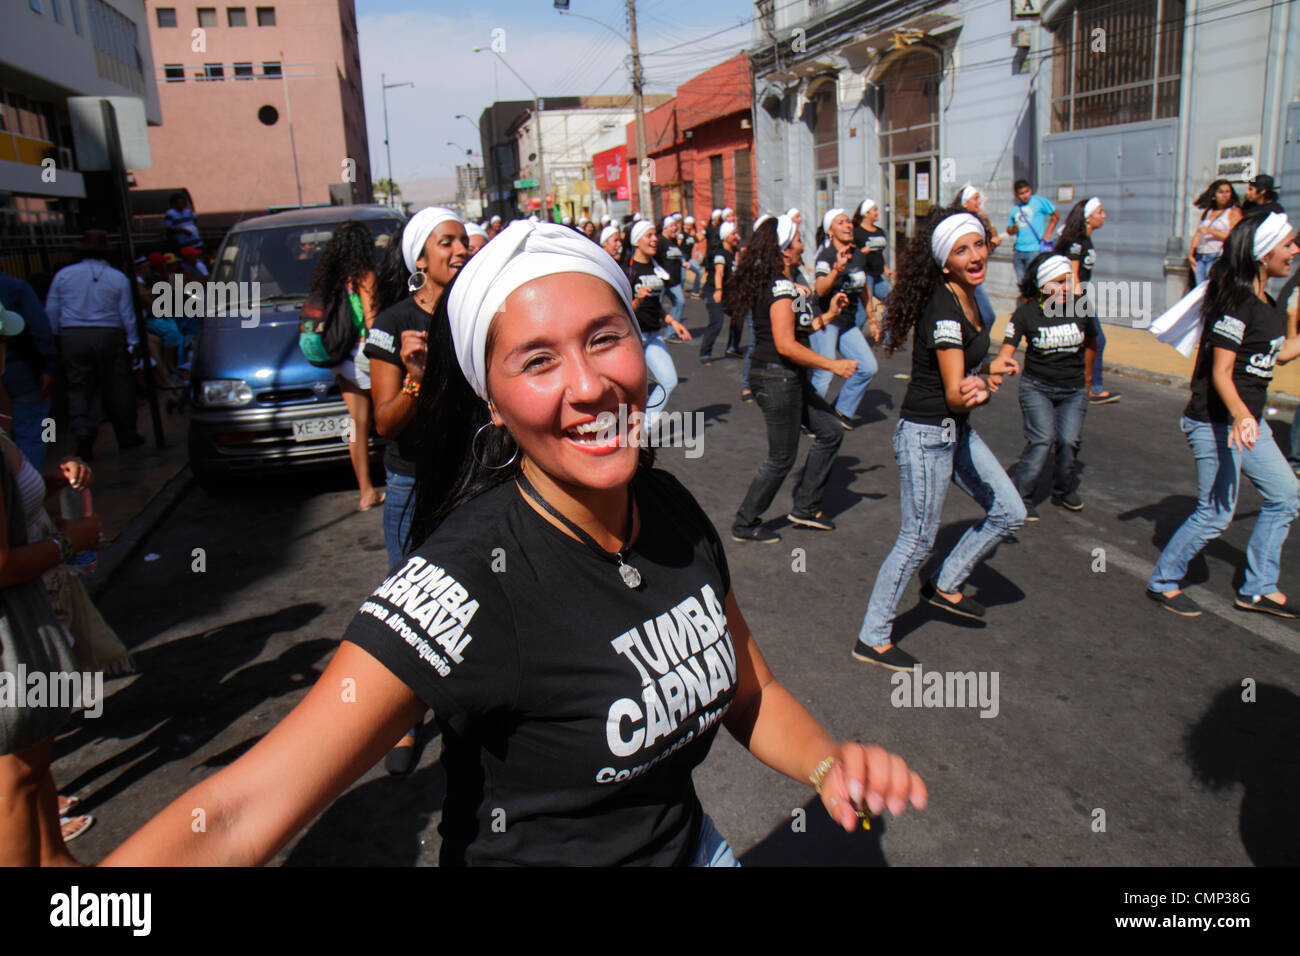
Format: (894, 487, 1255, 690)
(709, 155, 724, 211)
(204, 62, 224, 80)
(878, 50, 939, 159)
(70, 0, 81, 34)
(262, 60, 281, 77)
(164, 63, 185, 82)
(228, 7, 246, 26)
(87, 0, 145, 94)
(1050, 0, 1185, 133)
(197, 7, 216, 27)
(810, 84, 838, 173)
(233, 61, 253, 79)
(256, 6, 275, 26)
(156, 7, 176, 27)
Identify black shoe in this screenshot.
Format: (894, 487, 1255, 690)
(384, 738, 418, 776)
(731, 525, 782, 544)
(741, 390, 755, 404)
(832, 409, 856, 430)
(1052, 490, 1084, 511)
(787, 511, 835, 531)
(700, 356, 714, 366)
(1023, 503, 1040, 522)
(1234, 593, 1300, 619)
(851, 641, 918, 672)
(1089, 391, 1121, 405)
(725, 348, 743, 358)
(920, 579, 986, 620)
(1146, 588, 1203, 617)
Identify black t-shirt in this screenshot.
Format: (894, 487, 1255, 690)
(899, 288, 991, 426)
(1003, 299, 1089, 388)
(702, 247, 733, 292)
(854, 225, 888, 278)
(1186, 295, 1284, 423)
(751, 273, 815, 370)
(363, 297, 434, 476)
(1065, 234, 1096, 283)
(681, 233, 696, 263)
(814, 242, 869, 326)
(629, 259, 666, 332)
(1242, 199, 1285, 217)
(341, 466, 738, 866)
(655, 238, 684, 287)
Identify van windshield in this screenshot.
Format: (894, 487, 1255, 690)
(212, 219, 401, 302)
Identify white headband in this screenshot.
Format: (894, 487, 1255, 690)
(960, 184, 980, 206)
(822, 208, 846, 238)
(562, 216, 573, 225)
(601, 215, 612, 225)
(753, 213, 772, 230)
(402, 206, 461, 274)
(599, 224, 619, 246)
(447, 221, 637, 401)
(1084, 197, 1102, 219)
(777, 214, 797, 250)
(931, 212, 985, 265)
(858, 198, 877, 217)
(719, 222, 737, 242)
(710, 208, 722, 220)
(722, 207, 734, 217)
(1255, 212, 1293, 259)
(671, 213, 682, 221)
(490, 215, 502, 224)
(786, 207, 800, 219)
(630, 221, 654, 246)
(465, 222, 489, 241)
(1035, 254, 1073, 289)
(684, 216, 695, 224)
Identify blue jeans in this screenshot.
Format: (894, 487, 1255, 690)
(1088, 315, 1106, 392)
(690, 812, 740, 867)
(1193, 253, 1219, 286)
(974, 285, 995, 327)
(664, 283, 685, 322)
(8, 390, 51, 471)
(684, 261, 705, 295)
(1148, 415, 1300, 596)
(858, 419, 1026, 647)
(1010, 376, 1088, 499)
(741, 312, 755, 393)
(809, 322, 878, 418)
(1012, 249, 1038, 285)
(382, 469, 417, 568)
(642, 331, 677, 431)
(699, 297, 726, 361)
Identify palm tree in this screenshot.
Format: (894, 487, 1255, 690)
(373, 178, 402, 206)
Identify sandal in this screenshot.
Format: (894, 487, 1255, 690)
(57, 794, 80, 815)
(741, 390, 755, 404)
(60, 814, 94, 843)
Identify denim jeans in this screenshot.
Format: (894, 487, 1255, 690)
(664, 283, 685, 322)
(1088, 314, 1106, 392)
(733, 363, 844, 531)
(974, 285, 995, 327)
(642, 330, 678, 431)
(1010, 376, 1088, 499)
(726, 311, 745, 353)
(684, 261, 705, 295)
(1012, 249, 1038, 285)
(809, 321, 878, 418)
(8, 389, 51, 470)
(690, 813, 740, 867)
(741, 312, 755, 393)
(858, 419, 1026, 647)
(699, 296, 726, 361)
(383, 469, 418, 568)
(1148, 415, 1300, 596)
(1193, 253, 1219, 286)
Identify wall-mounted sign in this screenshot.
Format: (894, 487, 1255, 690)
(1215, 136, 1261, 183)
(1011, 0, 1044, 19)
(1057, 184, 1074, 203)
(915, 172, 930, 202)
(593, 144, 628, 193)
(513, 178, 539, 189)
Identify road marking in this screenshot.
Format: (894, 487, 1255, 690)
(1061, 533, 1300, 656)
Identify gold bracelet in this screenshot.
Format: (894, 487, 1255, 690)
(809, 755, 836, 793)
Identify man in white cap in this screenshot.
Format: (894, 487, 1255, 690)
(487, 214, 504, 238)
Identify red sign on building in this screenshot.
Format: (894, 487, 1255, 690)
(593, 144, 629, 200)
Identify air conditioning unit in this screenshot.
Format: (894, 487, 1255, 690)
(1012, 27, 1032, 48)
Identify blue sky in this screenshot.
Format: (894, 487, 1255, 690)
(355, 0, 758, 185)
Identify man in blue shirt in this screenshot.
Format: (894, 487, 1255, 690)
(0, 268, 57, 468)
(164, 192, 202, 253)
(45, 230, 144, 461)
(1006, 179, 1059, 285)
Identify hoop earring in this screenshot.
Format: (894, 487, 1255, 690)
(407, 269, 428, 294)
(471, 421, 519, 470)
(645, 387, 667, 410)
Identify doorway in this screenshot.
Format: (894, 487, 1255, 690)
(885, 157, 935, 265)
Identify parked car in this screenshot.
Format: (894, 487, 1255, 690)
(187, 204, 404, 486)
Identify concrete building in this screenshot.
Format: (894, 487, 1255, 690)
(133, 0, 371, 227)
(0, 0, 161, 239)
(750, 0, 1294, 314)
(626, 52, 757, 233)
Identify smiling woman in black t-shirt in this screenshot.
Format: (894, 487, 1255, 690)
(853, 206, 1024, 673)
(996, 253, 1097, 520)
(1147, 212, 1300, 619)
(104, 221, 927, 868)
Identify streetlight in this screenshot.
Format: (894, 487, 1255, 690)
(473, 46, 548, 222)
(381, 73, 414, 207)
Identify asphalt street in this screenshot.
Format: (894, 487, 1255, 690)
(59, 295, 1300, 866)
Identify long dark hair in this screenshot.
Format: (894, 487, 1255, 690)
(881, 202, 965, 355)
(1200, 210, 1275, 331)
(724, 217, 783, 317)
(308, 220, 373, 304)
(1052, 200, 1090, 254)
(374, 221, 414, 314)
(1193, 179, 1240, 212)
(1017, 251, 1060, 301)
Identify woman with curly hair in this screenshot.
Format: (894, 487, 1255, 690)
(308, 220, 383, 511)
(852, 205, 1024, 672)
(728, 216, 856, 543)
(1053, 197, 1116, 404)
(1188, 180, 1241, 286)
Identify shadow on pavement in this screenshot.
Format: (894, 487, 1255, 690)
(740, 797, 889, 866)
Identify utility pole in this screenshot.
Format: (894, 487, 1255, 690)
(382, 74, 414, 207)
(627, 0, 652, 219)
(280, 50, 303, 206)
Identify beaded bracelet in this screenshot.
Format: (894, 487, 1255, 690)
(48, 530, 73, 564)
(402, 375, 421, 397)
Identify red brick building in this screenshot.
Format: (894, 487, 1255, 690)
(626, 53, 755, 232)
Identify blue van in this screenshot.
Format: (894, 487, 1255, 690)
(187, 205, 404, 485)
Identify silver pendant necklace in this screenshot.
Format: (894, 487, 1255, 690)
(516, 472, 642, 589)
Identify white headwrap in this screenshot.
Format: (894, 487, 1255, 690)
(465, 222, 489, 241)
(579, 216, 590, 225)
(671, 213, 683, 221)
(562, 216, 573, 225)
(402, 206, 461, 274)
(599, 224, 619, 246)
(777, 214, 797, 250)
(1254, 212, 1292, 259)
(601, 214, 612, 225)
(930, 212, 985, 265)
(630, 220, 655, 247)
(1084, 197, 1102, 219)
(490, 214, 502, 225)
(960, 184, 980, 206)
(858, 198, 877, 217)
(447, 221, 637, 400)
(753, 213, 772, 230)
(786, 207, 800, 219)
(684, 216, 695, 224)
(1035, 254, 1072, 289)
(710, 208, 722, 221)
(719, 222, 737, 242)
(822, 208, 846, 238)
(722, 207, 735, 219)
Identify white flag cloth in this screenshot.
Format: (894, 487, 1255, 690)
(1149, 282, 1207, 358)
